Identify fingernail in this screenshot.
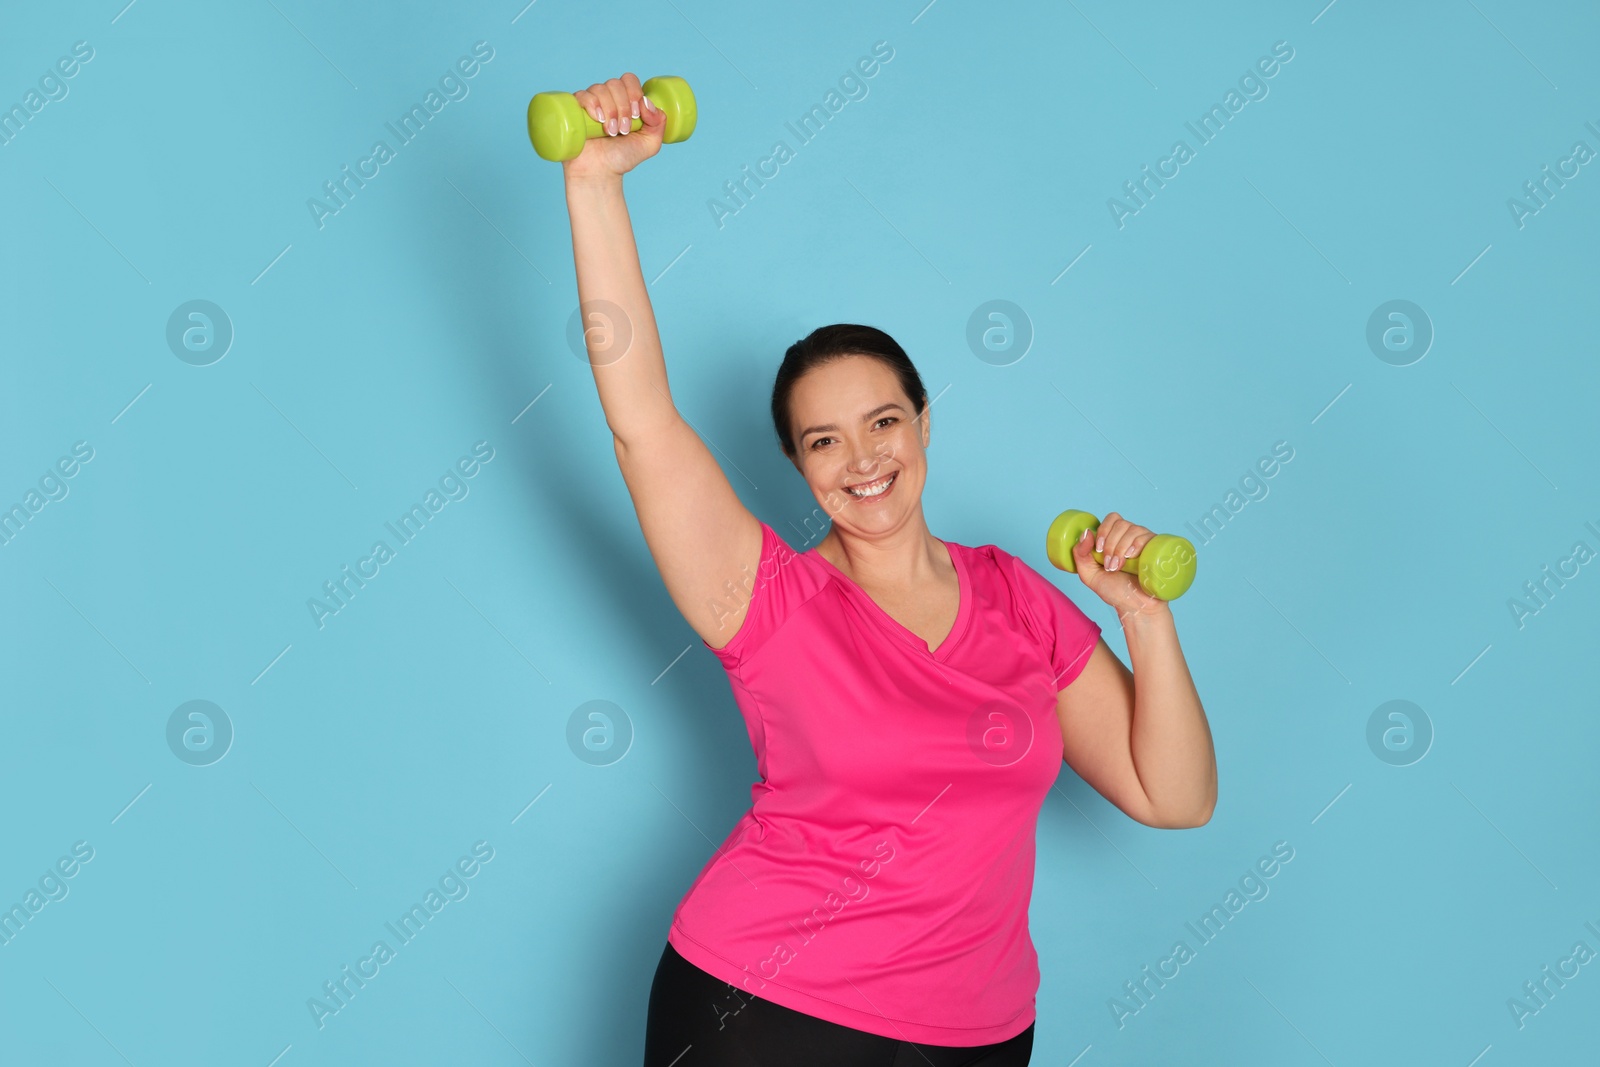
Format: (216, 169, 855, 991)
(1095, 535, 1104, 552)
(590, 105, 603, 123)
(1108, 555, 1121, 571)
(606, 117, 616, 135)
(631, 99, 640, 118)
(642, 94, 654, 113)
(1079, 528, 1091, 543)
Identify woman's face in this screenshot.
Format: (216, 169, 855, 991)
(787, 355, 929, 536)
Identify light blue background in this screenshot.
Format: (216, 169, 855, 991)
(3, 1, 1597, 1063)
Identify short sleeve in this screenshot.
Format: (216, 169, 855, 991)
(701, 522, 818, 670)
(1007, 555, 1102, 691)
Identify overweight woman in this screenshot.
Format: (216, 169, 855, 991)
(560, 73, 1217, 1067)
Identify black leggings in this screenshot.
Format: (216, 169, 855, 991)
(643, 941, 1034, 1067)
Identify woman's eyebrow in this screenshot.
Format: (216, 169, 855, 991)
(800, 403, 906, 440)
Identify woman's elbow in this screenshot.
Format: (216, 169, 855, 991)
(1143, 794, 1216, 829)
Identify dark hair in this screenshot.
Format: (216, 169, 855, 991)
(771, 324, 929, 459)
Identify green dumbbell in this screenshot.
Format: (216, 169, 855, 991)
(1045, 509, 1197, 601)
(526, 75, 697, 162)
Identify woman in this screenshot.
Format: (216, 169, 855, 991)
(562, 73, 1217, 1067)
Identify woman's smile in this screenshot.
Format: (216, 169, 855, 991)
(844, 471, 898, 501)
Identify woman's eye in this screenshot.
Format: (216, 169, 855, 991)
(876, 417, 896, 429)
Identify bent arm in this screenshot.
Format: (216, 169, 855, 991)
(565, 175, 761, 648)
(1056, 610, 1217, 828)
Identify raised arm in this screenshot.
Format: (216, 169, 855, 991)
(561, 73, 762, 651)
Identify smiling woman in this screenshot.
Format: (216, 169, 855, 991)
(773, 324, 928, 501)
(557, 68, 1215, 1067)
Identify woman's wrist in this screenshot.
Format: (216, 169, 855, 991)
(1119, 599, 1174, 635)
(564, 169, 625, 196)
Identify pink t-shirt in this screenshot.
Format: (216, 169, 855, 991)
(668, 521, 1102, 1046)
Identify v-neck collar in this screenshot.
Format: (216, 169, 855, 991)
(805, 537, 973, 661)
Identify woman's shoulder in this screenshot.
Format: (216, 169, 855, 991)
(952, 536, 1027, 582)
(958, 534, 1101, 666)
(756, 520, 830, 581)
(705, 520, 834, 666)
(952, 536, 1065, 617)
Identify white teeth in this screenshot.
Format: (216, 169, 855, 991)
(846, 473, 895, 497)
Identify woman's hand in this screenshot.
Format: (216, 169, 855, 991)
(1069, 511, 1170, 624)
(562, 73, 667, 184)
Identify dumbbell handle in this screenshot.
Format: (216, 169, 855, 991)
(1045, 509, 1197, 601)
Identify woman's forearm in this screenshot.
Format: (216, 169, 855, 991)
(564, 174, 677, 445)
(1122, 606, 1217, 826)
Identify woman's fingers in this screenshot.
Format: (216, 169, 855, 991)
(579, 83, 611, 126)
(1115, 531, 1151, 572)
(1095, 513, 1125, 567)
(620, 71, 644, 130)
(1095, 513, 1153, 572)
(641, 91, 664, 126)
(1072, 528, 1102, 585)
(1095, 512, 1121, 553)
(1108, 523, 1135, 568)
(587, 84, 614, 127)
(602, 77, 634, 134)
(575, 74, 657, 138)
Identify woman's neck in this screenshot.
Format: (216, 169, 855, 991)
(815, 519, 947, 591)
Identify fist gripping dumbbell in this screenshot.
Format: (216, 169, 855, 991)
(1045, 509, 1197, 601)
(526, 75, 697, 161)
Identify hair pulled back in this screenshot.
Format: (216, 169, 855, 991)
(771, 324, 928, 460)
